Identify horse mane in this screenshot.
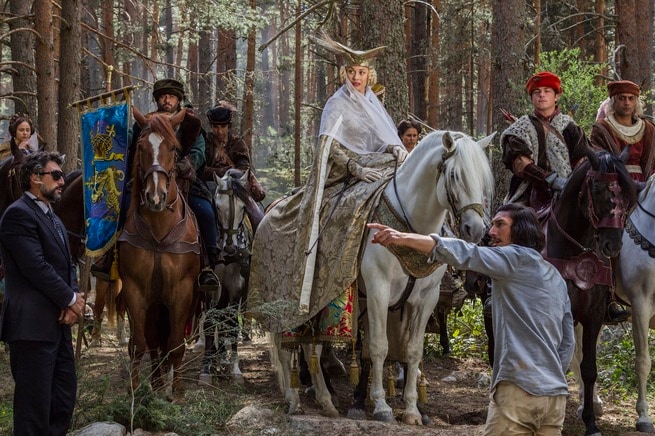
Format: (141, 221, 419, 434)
(416, 131, 494, 206)
(569, 149, 637, 207)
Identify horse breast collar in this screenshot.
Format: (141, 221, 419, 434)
(545, 252, 612, 290)
(118, 193, 201, 254)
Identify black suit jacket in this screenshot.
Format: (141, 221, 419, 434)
(0, 193, 78, 342)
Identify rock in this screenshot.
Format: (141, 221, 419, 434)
(70, 421, 126, 436)
(226, 405, 288, 434)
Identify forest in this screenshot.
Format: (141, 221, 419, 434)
(0, 0, 653, 203)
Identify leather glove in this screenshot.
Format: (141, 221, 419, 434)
(545, 172, 567, 192)
(387, 145, 408, 163)
(176, 157, 197, 182)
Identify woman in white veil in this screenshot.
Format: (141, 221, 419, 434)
(248, 34, 407, 335)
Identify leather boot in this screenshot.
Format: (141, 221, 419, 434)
(605, 301, 630, 324)
(198, 248, 220, 293)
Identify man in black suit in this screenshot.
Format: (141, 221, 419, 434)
(0, 151, 86, 435)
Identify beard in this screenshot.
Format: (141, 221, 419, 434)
(41, 185, 62, 203)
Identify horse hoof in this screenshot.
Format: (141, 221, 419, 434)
(230, 374, 245, 385)
(636, 420, 655, 433)
(321, 407, 339, 418)
(346, 408, 367, 421)
(192, 342, 205, 353)
(402, 412, 422, 425)
(421, 413, 433, 426)
(373, 410, 395, 423)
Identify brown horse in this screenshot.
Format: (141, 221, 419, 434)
(52, 170, 127, 346)
(118, 108, 200, 398)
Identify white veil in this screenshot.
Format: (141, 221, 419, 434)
(318, 77, 402, 154)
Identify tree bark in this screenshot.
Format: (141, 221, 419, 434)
(360, 0, 408, 123)
(34, 0, 57, 149)
(7, 0, 37, 117)
(491, 0, 527, 208)
(58, 0, 82, 171)
(241, 0, 256, 155)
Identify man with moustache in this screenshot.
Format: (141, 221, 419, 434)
(0, 151, 85, 435)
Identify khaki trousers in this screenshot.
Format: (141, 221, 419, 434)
(484, 381, 567, 436)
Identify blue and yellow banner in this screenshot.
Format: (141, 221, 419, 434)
(80, 102, 130, 257)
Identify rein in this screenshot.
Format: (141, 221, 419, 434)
(216, 184, 247, 251)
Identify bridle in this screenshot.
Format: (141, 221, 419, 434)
(582, 170, 627, 230)
(393, 147, 486, 235)
(549, 167, 628, 253)
(136, 135, 178, 210)
(215, 181, 247, 253)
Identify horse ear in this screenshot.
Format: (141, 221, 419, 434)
(477, 132, 496, 150)
(239, 169, 249, 184)
(442, 131, 455, 151)
(587, 147, 600, 169)
(133, 106, 146, 128)
(169, 108, 187, 129)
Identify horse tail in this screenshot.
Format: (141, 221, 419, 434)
(268, 332, 289, 395)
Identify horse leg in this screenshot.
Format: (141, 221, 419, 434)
(571, 324, 603, 419)
(200, 313, 217, 384)
(302, 342, 339, 417)
(631, 295, 655, 432)
(168, 293, 194, 399)
(437, 310, 450, 355)
(90, 278, 109, 346)
(347, 357, 370, 420)
(580, 318, 603, 436)
(367, 308, 394, 423)
(116, 292, 129, 346)
(270, 332, 302, 415)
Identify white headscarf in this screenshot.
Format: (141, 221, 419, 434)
(318, 76, 402, 154)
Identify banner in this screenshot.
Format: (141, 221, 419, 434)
(80, 102, 130, 257)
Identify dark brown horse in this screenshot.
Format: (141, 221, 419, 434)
(118, 108, 200, 398)
(543, 148, 635, 436)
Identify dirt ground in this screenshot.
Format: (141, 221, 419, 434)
(0, 323, 647, 435)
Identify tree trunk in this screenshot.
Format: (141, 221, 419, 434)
(34, 0, 57, 149)
(216, 28, 237, 102)
(101, 0, 115, 89)
(8, 0, 37, 117)
(594, 0, 607, 82)
(615, 0, 652, 93)
(58, 0, 82, 171)
(411, 2, 428, 121)
(491, 0, 527, 208)
(294, 1, 302, 186)
(360, 0, 408, 123)
(427, 1, 440, 128)
(197, 30, 212, 114)
(241, 0, 256, 155)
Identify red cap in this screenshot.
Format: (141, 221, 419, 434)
(525, 71, 562, 95)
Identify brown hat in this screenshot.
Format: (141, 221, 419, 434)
(607, 80, 640, 97)
(525, 71, 562, 95)
(152, 78, 185, 100)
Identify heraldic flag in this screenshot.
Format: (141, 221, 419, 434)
(80, 101, 130, 257)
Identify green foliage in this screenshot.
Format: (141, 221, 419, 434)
(595, 324, 655, 398)
(424, 299, 489, 362)
(537, 49, 607, 133)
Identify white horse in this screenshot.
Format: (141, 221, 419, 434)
(614, 174, 655, 433)
(272, 130, 494, 423)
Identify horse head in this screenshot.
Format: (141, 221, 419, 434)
(557, 147, 636, 258)
(213, 169, 250, 256)
(432, 130, 495, 242)
(133, 112, 180, 213)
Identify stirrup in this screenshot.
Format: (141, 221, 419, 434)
(198, 268, 220, 293)
(605, 302, 630, 324)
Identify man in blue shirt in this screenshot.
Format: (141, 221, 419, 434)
(368, 202, 574, 435)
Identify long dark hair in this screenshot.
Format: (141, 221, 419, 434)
(496, 203, 545, 251)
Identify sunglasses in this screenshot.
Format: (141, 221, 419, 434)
(38, 170, 65, 181)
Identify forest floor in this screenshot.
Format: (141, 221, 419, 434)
(0, 321, 648, 435)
